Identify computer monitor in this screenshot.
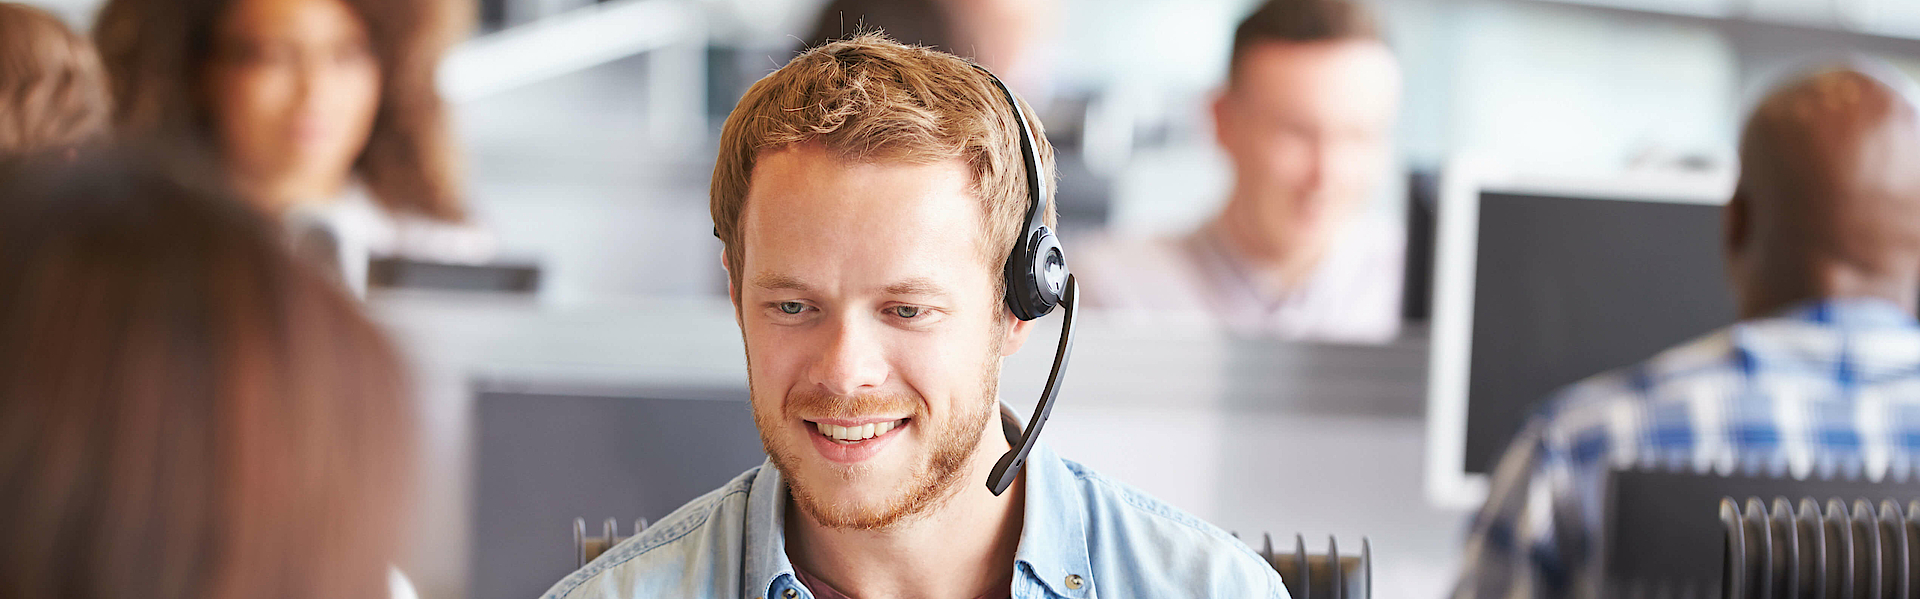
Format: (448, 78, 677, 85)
(1424, 165, 1738, 508)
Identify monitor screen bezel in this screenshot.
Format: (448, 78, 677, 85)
(1422, 161, 1734, 509)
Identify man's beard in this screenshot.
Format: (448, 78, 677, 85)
(749, 349, 1002, 531)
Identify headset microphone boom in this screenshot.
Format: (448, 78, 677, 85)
(974, 64, 1077, 497)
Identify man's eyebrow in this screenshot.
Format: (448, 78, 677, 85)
(752, 273, 812, 293)
(883, 278, 951, 297)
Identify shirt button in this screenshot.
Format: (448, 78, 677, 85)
(1065, 574, 1084, 590)
(783, 589, 798, 599)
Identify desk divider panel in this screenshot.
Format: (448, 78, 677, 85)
(469, 385, 764, 599)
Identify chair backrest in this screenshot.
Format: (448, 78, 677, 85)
(1605, 468, 1920, 598)
(1719, 496, 1920, 599)
(1242, 533, 1371, 599)
(574, 517, 648, 568)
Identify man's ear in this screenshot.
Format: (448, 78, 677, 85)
(998, 309, 1038, 357)
(1210, 91, 1234, 152)
(1724, 187, 1751, 261)
(721, 248, 739, 310)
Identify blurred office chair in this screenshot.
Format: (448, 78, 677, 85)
(574, 517, 648, 568)
(1240, 532, 1371, 599)
(1604, 468, 1920, 598)
(1720, 497, 1920, 599)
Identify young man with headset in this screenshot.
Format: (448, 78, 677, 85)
(539, 34, 1287, 599)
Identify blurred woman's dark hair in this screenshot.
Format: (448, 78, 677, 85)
(91, 0, 470, 220)
(0, 2, 110, 161)
(0, 152, 414, 598)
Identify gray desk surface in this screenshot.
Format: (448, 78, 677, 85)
(371, 292, 1466, 599)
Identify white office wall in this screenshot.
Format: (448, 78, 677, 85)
(1444, 1, 1739, 177)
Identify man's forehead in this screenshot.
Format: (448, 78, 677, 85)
(1233, 39, 1400, 96)
(1229, 42, 1401, 132)
(739, 146, 998, 291)
(745, 146, 974, 212)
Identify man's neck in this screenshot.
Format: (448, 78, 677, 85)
(785, 417, 1024, 599)
(1212, 190, 1335, 294)
(1740, 257, 1920, 320)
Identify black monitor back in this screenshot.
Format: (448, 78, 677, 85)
(1463, 193, 1736, 475)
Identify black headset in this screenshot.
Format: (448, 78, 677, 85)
(974, 64, 1077, 497)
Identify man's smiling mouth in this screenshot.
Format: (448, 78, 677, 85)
(809, 418, 911, 444)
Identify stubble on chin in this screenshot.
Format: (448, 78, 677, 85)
(766, 390, 991, 531)
(754, 354, 1005, 531)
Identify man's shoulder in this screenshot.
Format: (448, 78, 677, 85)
(539, 466, 764, 599)
(1519, 328, 1748, 468)
(1538, 329, 1740, 420)
(1059, 458, 1288, 596)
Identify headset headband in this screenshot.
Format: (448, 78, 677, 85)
(974, 65, 1067, 321)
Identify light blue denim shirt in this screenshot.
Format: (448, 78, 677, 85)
(539, 435, 1288, 599)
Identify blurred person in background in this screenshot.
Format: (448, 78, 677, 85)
(1073, 0, 1404, 343)
(1454, 64, 1920, 599)
(91, 0, 489, 295)
(540, 34, 1286, 599)
(0, 153, 417, 598)
(0, 2, 109, 164)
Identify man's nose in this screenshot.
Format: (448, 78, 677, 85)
(807, 317, 888, 396)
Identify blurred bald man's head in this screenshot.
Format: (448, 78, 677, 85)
(1728, 66, 1920, 319)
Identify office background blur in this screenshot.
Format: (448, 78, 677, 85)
(20, 0, 1920, 597)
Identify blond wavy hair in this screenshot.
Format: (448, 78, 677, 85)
(710, 32, 1056, 301)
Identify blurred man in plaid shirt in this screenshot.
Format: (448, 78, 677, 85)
(1454, 63, 1920, 599)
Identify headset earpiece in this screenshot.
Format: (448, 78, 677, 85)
(977, 65, 1067, 322)
(1007, 227, 1067, 320)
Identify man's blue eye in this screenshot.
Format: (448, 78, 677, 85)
(779, 302, 805, 315)
(894, 306, 921, 318)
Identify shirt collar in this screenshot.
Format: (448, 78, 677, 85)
(1010, 439, 1095, 598)
(743, 456, 796, 599)
(1771, 297, 1920, 329)
(741, 404, 1095, 599)
(1185, 221, 1281, 309)
(1733, 297, 1920, 382)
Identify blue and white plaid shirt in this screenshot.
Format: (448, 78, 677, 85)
(1453, 299, 1920, 599)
